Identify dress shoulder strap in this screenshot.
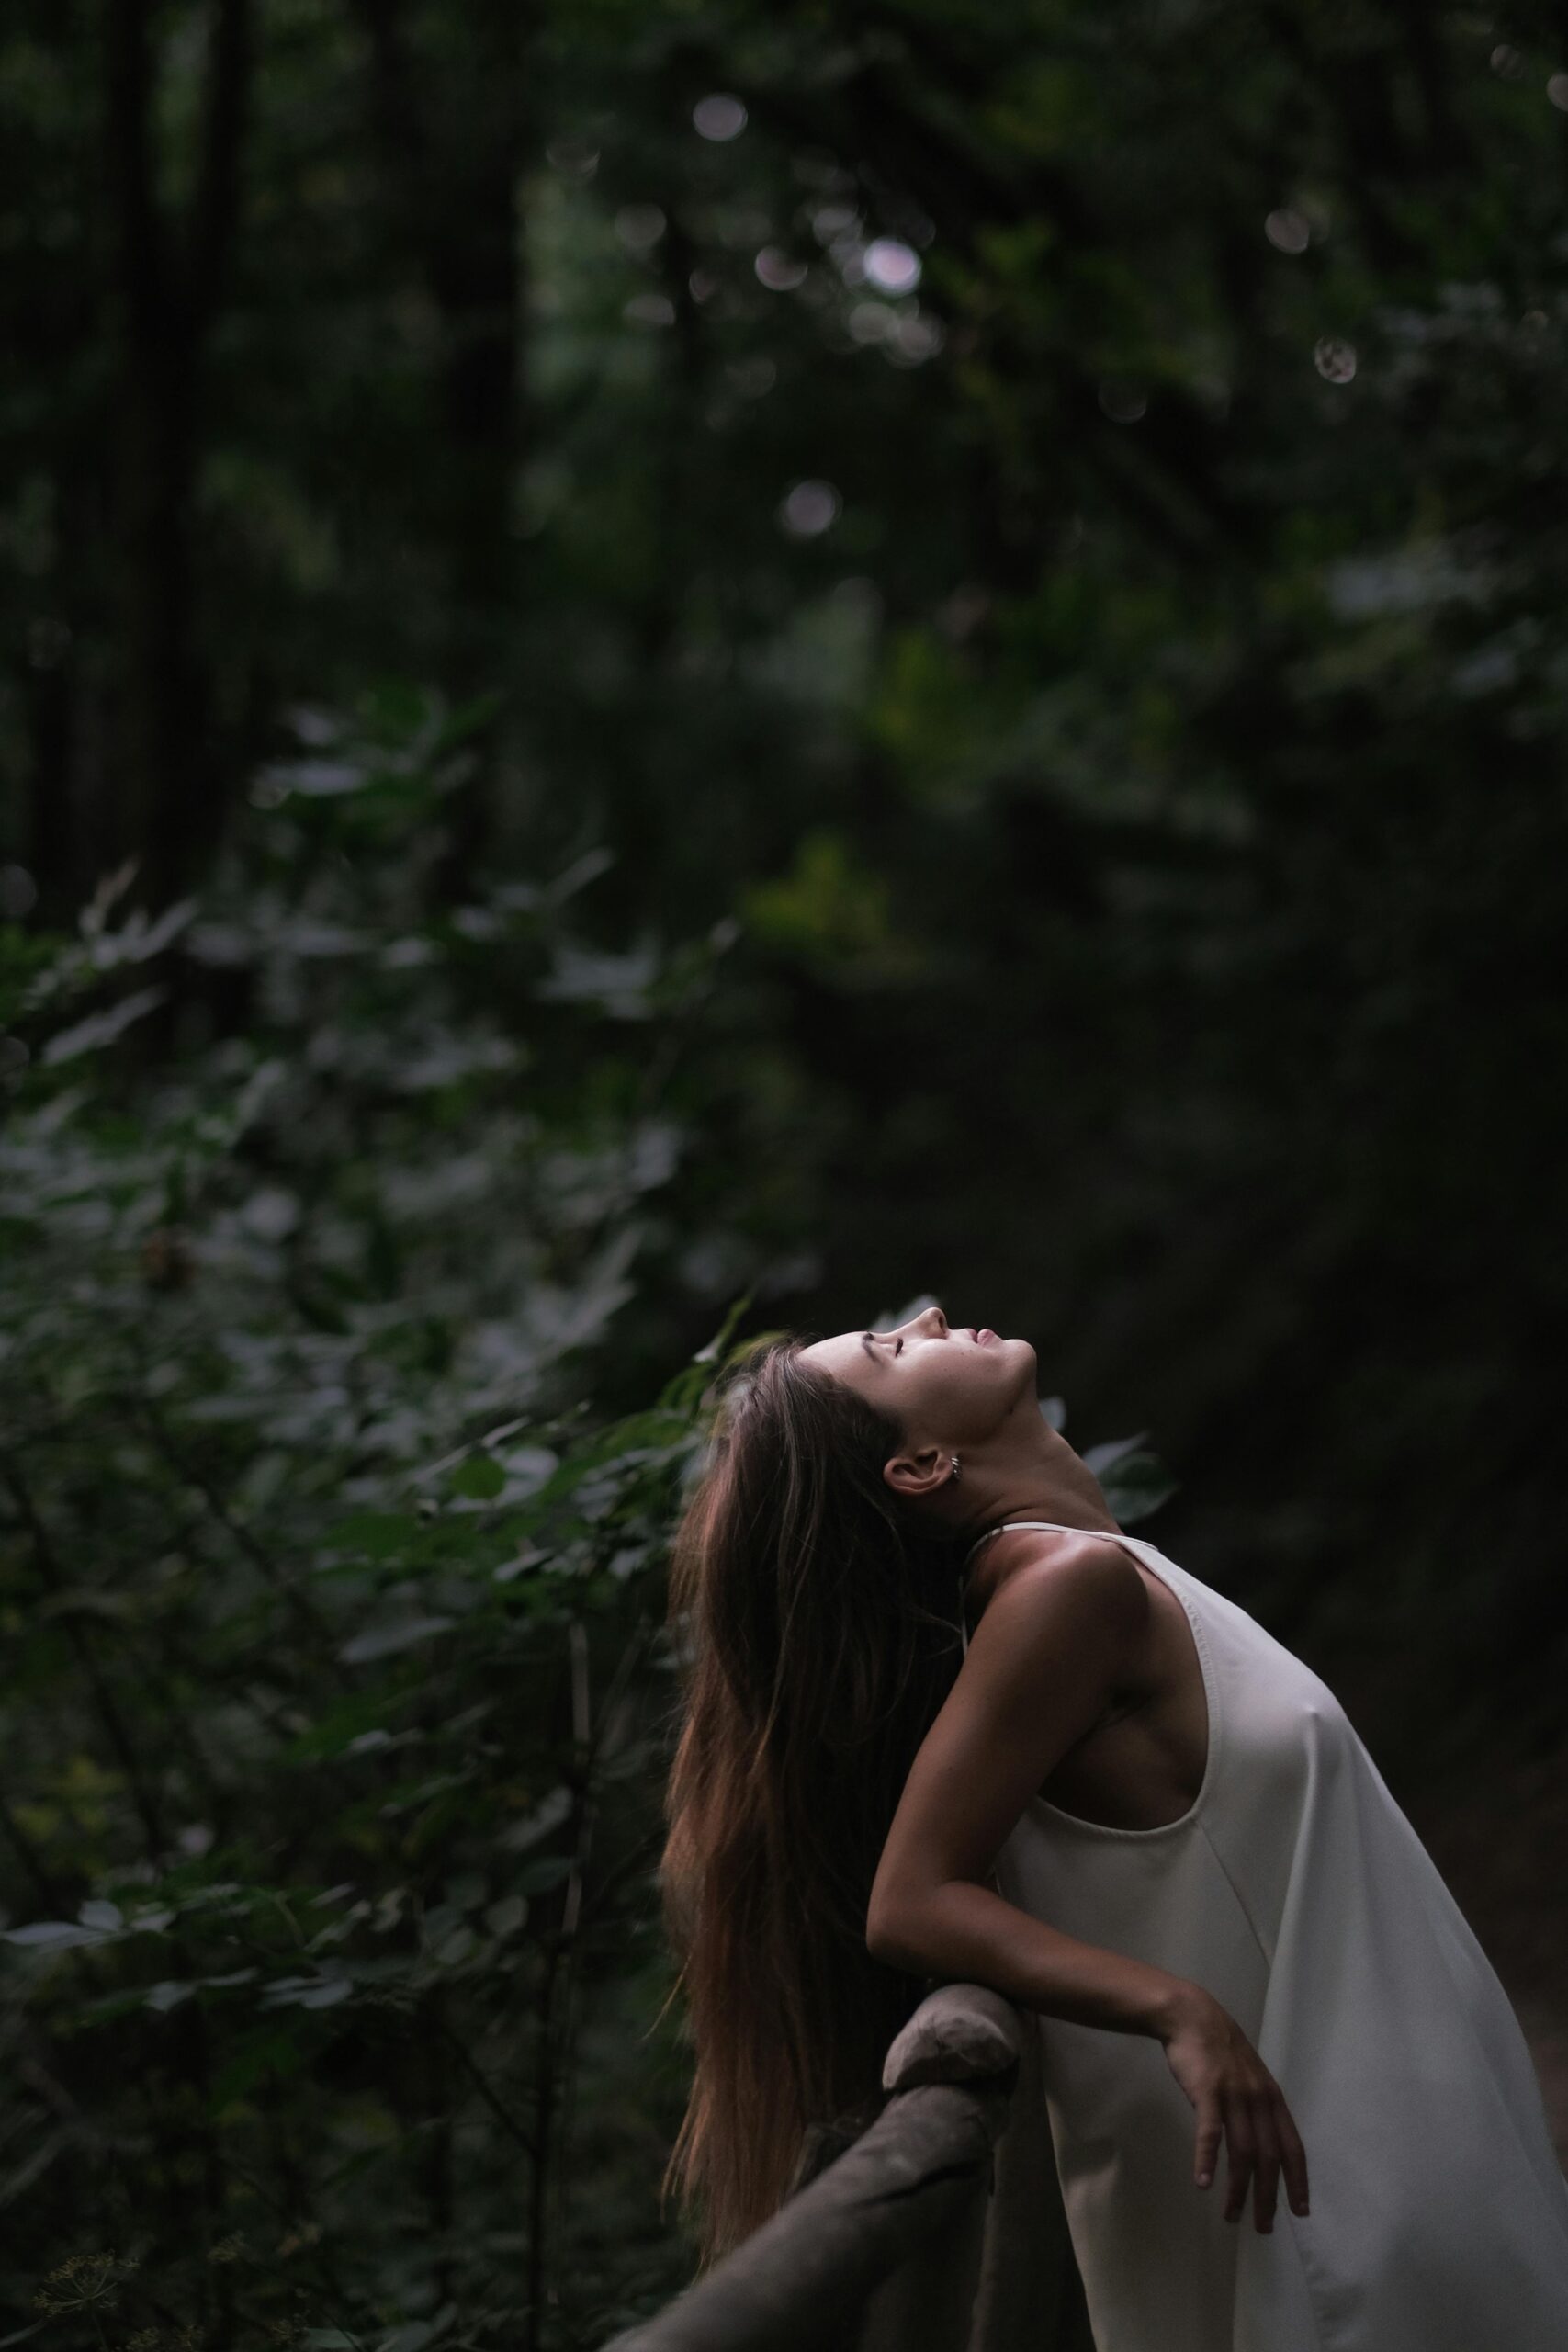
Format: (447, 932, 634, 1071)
(962, 1517, 1111, 1571)
(957, 1521, 1151, 1657)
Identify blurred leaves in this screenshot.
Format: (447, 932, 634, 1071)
(0, 724, 728, 2347)
(5, 0, 1568, 2341)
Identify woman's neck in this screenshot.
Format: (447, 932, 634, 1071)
(960, 1454, 1122, 1555)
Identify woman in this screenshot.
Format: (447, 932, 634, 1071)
(659, 1306, 1568, 2349)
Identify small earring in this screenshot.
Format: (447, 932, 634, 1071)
(949, 1454, 962, 1483)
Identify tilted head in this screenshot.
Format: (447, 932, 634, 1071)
(798, 1301, 1043, 1532)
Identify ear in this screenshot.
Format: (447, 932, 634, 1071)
(883, 1443, 950, 1503)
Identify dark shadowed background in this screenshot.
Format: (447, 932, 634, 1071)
(3, 4, 1566, 2346)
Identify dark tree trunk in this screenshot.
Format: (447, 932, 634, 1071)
(102, 0, 253, 910)
(357, 0, 532, 886)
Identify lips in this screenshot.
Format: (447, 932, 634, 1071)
(974, 1328, 998, 1346)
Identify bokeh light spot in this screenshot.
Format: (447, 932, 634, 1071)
(1265, 208, 1311, 254)
(890, 314, 944, 365)
(1548, 73, 1568, 110)
(546, 136, 598, 181)
(0, 863, 39, 920)
(812, 204, 858, 244)
(863, 238, 921, 295)
(624, 293, 675, 329)
(726, 356, 776, 397)
(694, 93, 748, 141)
(755, 247, 807, 291)
(848, 300, 897, 345)
(615, 204, 667, 253)
(1491, 44, 1524, 79)
(779, 480, 841, 537)
(1314, 336, 1357, 383)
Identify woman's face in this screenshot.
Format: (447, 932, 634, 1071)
(798, 1304, 1036, 1449)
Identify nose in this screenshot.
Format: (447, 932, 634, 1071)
(916, 1305, 948, 1337)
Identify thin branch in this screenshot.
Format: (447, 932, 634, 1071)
(130, 1396, 351, 1677)
(579, 1819, 663, 1936)
(219, 2143, 358, 2312)
(434, 2014, 539, 2164)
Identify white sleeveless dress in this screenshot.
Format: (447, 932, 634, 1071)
(958, 1522, 1568, 2352)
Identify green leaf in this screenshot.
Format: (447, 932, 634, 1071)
(40, 984, 168, 1064)
(515, 1854, 573, 1895)
(449, 1455, 505, 1501)
(329, 1511, 423, 1558)
(1082, 1432, 1148, 1477)
(284, 1691, 415, 1761)
(210, 2026, 308, 2106)
(2, 1920, 107, 1949)
(688, 1290, 756, 1369)
(144, 1980, 196, 2012)
(1102, 1453, 1180, 1526)
(78, 1986, 152, 2026)
(260, 1973, 355, 2011)
(338, 1615, 455, 1665)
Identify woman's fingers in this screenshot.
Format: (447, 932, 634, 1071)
(1249, 2097, 1281, 2233)
(1276, 2097, 1311, 2217)
(1175, 2019, 1310, 2228)
(1223, 2097, 1256, 2223)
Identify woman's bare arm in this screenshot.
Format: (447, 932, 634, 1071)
(866, 1534, 1175, 2028)
(866, 1533, 1309, 2231)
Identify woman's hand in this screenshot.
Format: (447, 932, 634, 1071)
(1156, 1984, 1310, 2233)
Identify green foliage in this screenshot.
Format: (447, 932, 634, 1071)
(0, 728, 746, 2350)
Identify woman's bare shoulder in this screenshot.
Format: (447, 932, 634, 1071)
(965, 1525, 1149, 1678)
(968, 1522, 1145, 1619)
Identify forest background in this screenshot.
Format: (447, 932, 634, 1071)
(4, 3, 1568, 2347)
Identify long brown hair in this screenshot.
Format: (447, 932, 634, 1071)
(658, 1332, 967, 2267)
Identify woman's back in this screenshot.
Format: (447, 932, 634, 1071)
(967, 1523, 1568, 2352)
